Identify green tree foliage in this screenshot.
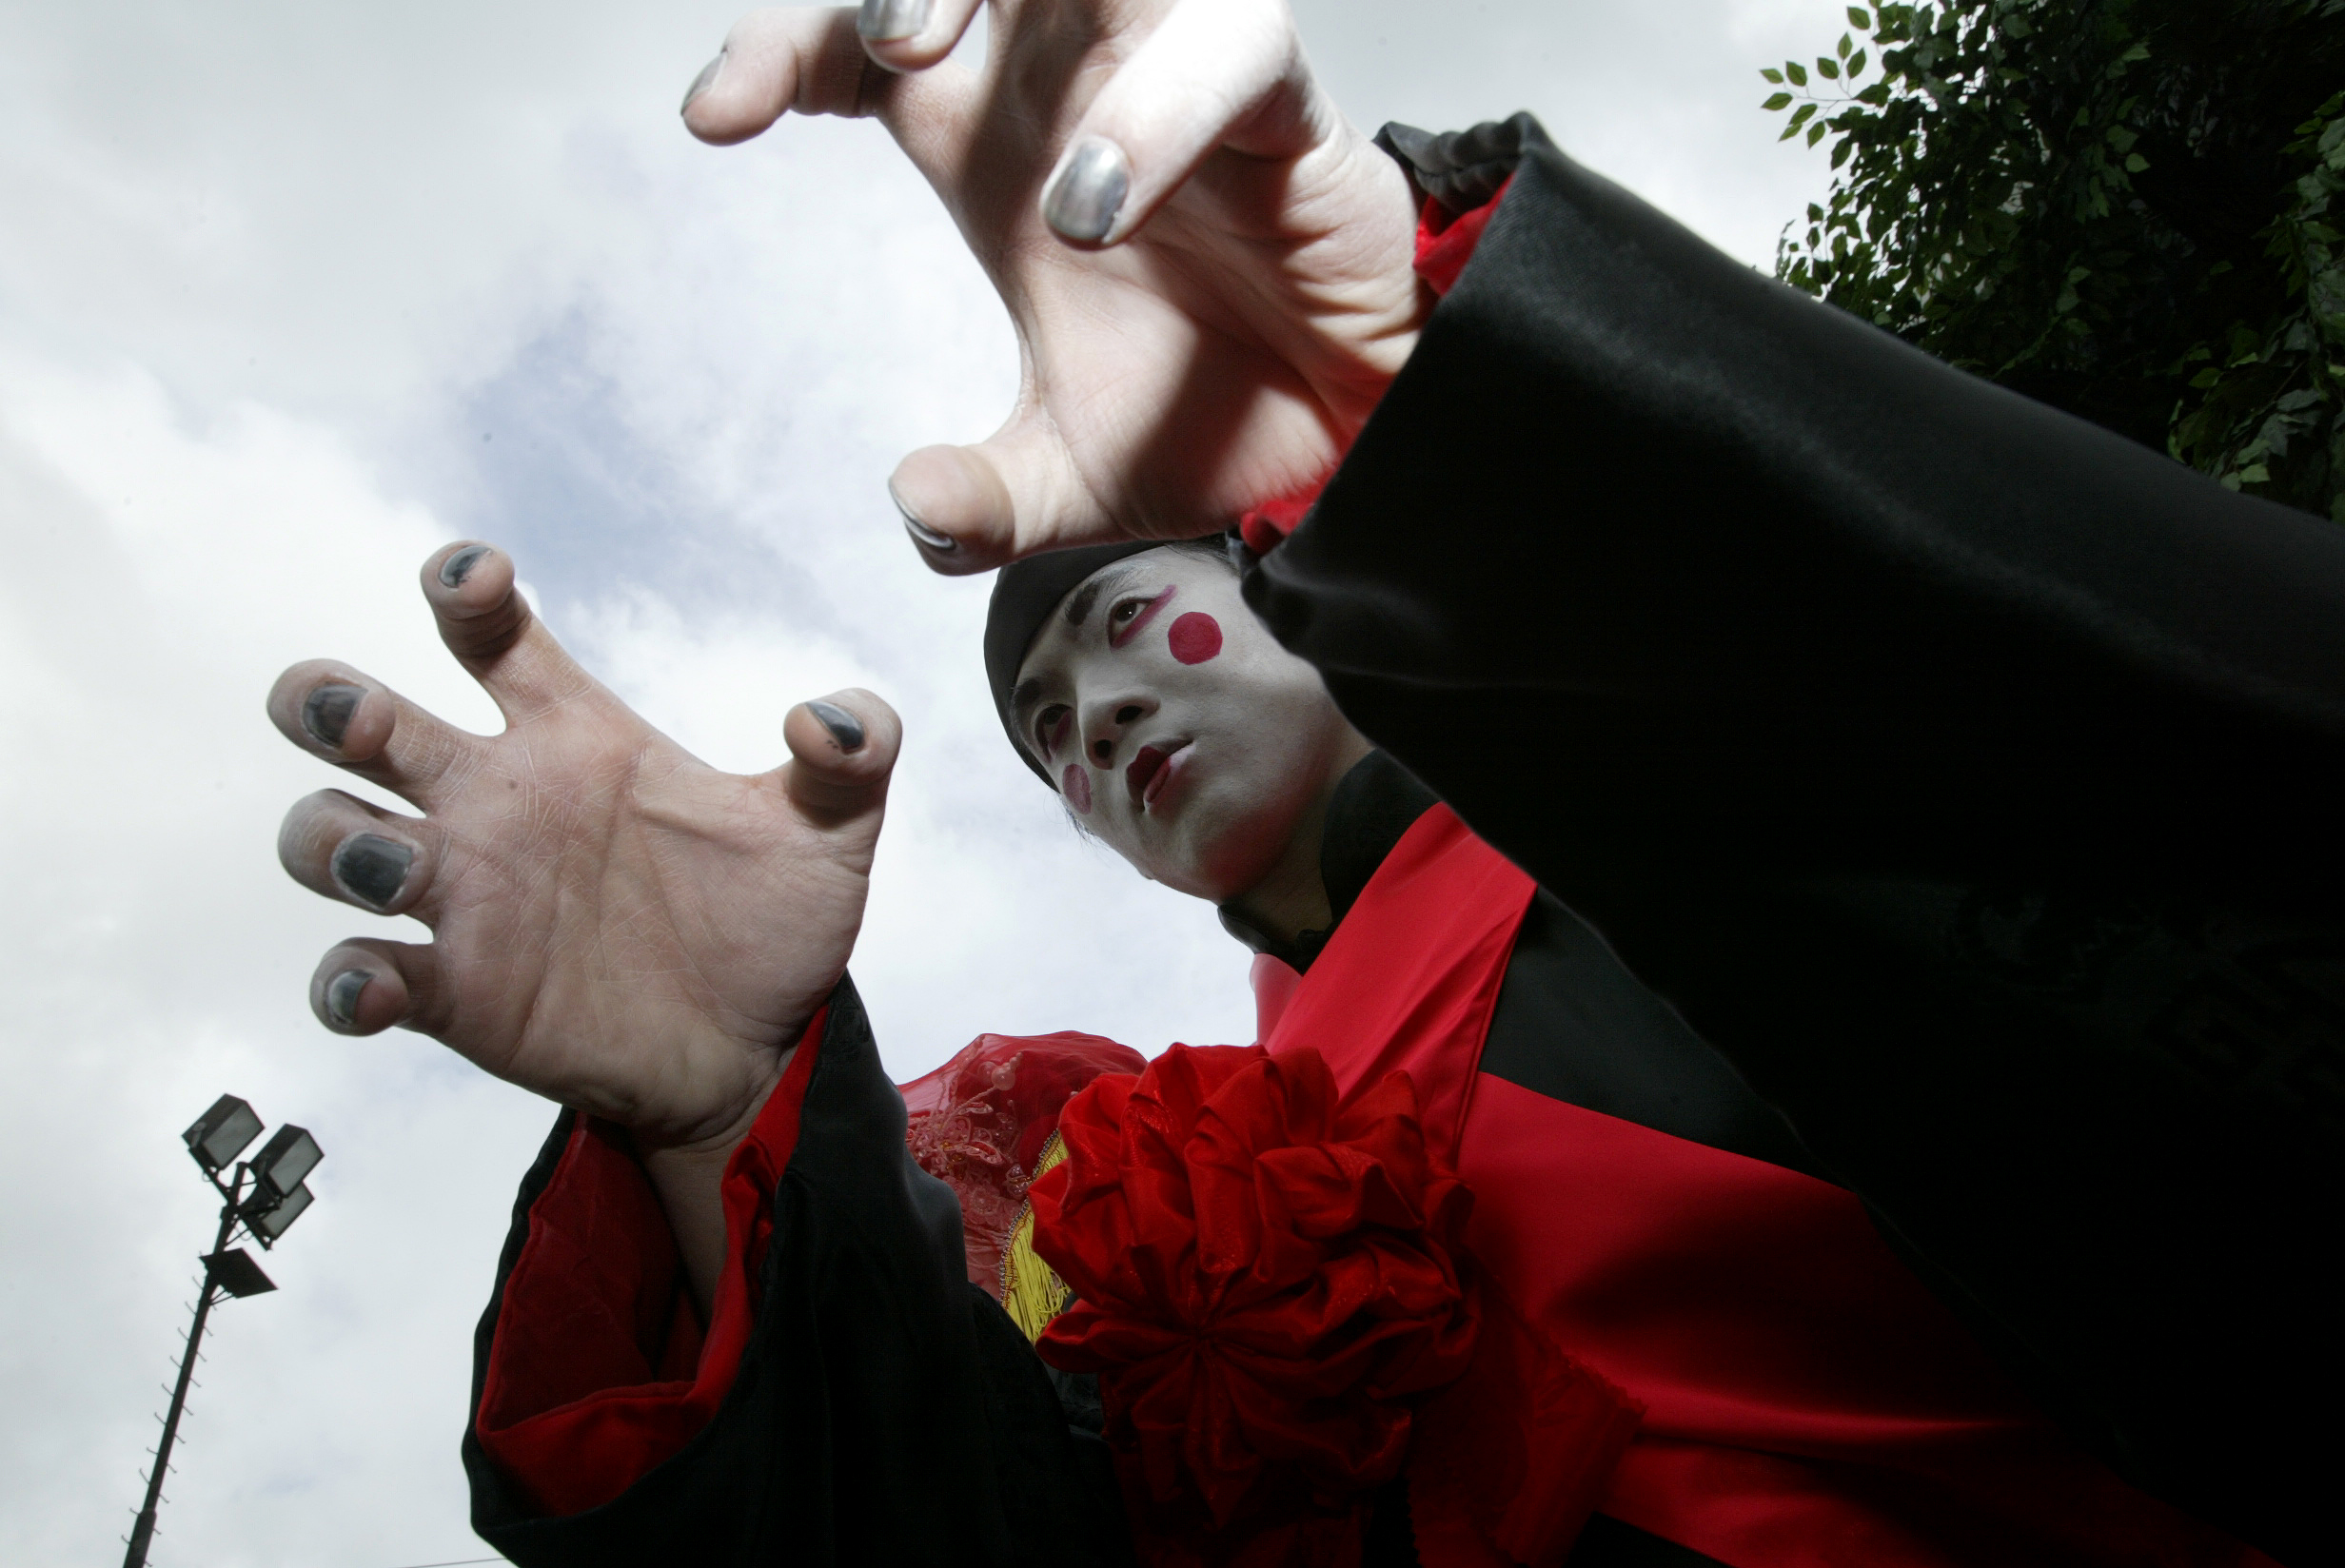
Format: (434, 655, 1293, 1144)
(1764, 1, 2345, 520)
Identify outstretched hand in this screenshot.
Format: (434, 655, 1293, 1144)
(269, 544, 897, 1292)
(681, 0, 1425, 572)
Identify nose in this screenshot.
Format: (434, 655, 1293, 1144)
(1080, 692, 1155, 768)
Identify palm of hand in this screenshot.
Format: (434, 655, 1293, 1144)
(272, 544, 897, 1153)
(687, 0, 1427, 568)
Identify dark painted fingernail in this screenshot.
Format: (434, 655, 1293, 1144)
(681, 49, 726, 114)
(857, 0, 932, 42)
(324, 969, 370, 1029)
(438, 544, 491, 587)
(301, 683, 364, 749)
(332, 833, 414, 910)
(891, 484, 958, 554)
(1043, 137, 1131, 245)
(805, 700, 866, 752)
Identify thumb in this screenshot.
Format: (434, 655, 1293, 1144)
(887, 421, 1104, 574)
(779, 688, 902, 825)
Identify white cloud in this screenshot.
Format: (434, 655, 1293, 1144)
(0, 2, 1857, 1560)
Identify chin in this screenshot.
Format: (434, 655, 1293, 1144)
(1153, 777, 1306, 904)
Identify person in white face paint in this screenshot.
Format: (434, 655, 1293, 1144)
(1002, 540, 1370, 931)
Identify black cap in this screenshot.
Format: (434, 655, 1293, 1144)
(984, 540, 1167, 784)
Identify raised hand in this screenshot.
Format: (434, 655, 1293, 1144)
(680, 0, 1426, 573)
(269, 543, 897, 1275)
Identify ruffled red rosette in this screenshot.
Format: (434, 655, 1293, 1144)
(1031, 1044, 1478, 1567)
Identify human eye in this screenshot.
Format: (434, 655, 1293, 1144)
(1107, 585, 1177, 649)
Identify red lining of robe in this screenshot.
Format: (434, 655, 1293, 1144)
(472, 1007, 825, 1518)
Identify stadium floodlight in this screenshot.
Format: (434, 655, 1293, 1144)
(127, 1098, 322, 1568)
(247, 1124, 323, 1205)
(183, 1095, 263, 1177)
(246, 1182, 314, 1248)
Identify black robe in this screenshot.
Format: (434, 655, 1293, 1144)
(1246, 116, 2344, 1567)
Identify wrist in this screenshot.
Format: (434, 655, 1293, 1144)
(636, 1049, 793, 1313)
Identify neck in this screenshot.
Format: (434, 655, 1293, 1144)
(1221, 729, 1374, 948)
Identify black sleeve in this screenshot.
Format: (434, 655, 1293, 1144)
(1247, 116, 2345, 1566)
(461, 978, 1132, 1568)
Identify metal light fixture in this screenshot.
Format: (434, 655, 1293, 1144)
(246, 1182, 314, 1247)
(247, 1124, 322, 1206)
(126, 1096, 324, 1568)
(183, 1095, 262, 1177)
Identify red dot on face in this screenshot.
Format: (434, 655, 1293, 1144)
(1167, 612, 1222, 665)
(1061, 763, 1093, 814)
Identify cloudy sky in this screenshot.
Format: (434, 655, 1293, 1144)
(0, 2, 1842, 1562)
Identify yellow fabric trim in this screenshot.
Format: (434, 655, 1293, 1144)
(1001, 1133, 1074, 1343)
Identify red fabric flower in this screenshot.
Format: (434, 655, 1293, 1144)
(1031, 1044, 1479, 1565)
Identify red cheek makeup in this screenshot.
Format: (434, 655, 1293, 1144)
(1168, 612, 1223, 665)
(1062, 764, 1094, 813)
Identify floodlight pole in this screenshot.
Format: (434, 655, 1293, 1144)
(124, 1166, 246, 1568)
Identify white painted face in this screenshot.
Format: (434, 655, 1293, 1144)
(1011, 546, 1362, 903)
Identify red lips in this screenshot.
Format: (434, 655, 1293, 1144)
(1124, 741, 1192, 813)
(1125, 745, 1171, 811)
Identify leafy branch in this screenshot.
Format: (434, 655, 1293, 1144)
(1758, 0, 2345, 522)
(2166, 92, 2345, 506)
(1761, 8, 1889, 155)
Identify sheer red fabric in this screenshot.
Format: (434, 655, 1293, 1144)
(901, 1029, 1149, 1294)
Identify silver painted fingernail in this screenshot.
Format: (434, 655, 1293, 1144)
(1043, 137, 1131, 245)
(302, 683, 364, 750)
(439, 544, 491, 587)
(681, 49, 726, 114)
(891, 484, 958, 554)
(857, 0, 932, 42)
(324, 969, 370, 1029)
(805, 700, 866, 752)
(332, 833, 414, 910)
